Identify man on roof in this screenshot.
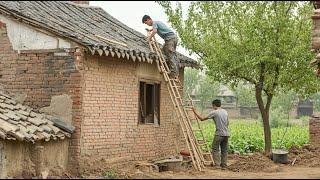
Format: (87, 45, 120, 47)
(142, 15, 179, 79)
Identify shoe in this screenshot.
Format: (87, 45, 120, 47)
(221, 165, 228, 170)
(212, 165, 221, 170)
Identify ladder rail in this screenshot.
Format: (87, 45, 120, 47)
(151, 39, 204, 170)
(148, 39, 202, 170)
(165, 82, 203, 170)
(187, 93, 214, 164)
(149, 35, 206, 170)
(168, 76, 208, 166)
(178, 75, 213, 165)
(146, 31, 213, 170)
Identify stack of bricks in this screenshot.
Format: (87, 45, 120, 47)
(310, 114, 320, 148)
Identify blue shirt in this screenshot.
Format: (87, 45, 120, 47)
(152, 21, 176, 40)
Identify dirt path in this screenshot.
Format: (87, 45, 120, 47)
(129, 146, 320, 179)
(144, 167, 320, 179)
(65, 145, 320, 179)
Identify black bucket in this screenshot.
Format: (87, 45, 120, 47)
(272, 149, 288, 164)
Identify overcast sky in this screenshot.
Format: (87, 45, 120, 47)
(90, 1, 197, 60)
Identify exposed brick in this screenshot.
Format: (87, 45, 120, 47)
(0, 23, 187, 173)
(0, 25, 83, 170)
(310, 116, 320, 148)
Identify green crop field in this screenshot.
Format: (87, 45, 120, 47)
(194, 119, 309, 154)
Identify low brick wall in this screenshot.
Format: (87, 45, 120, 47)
(310, 115, 320, 147)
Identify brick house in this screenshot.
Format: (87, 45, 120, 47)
(0, 1, 199, 174)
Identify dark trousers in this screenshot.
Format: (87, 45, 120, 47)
(162, 37, 179, 78)
(212, 135, 229, 167)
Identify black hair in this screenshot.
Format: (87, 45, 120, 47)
(142, 15, 151, 23)
(212, 99, 221, 107)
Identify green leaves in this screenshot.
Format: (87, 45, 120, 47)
(183, 68, 220, 112)
(160, 1, 316, 154)
(196, 120, 308, 154)
(159, 1, 318, 95)
(183, 67, 200, 97)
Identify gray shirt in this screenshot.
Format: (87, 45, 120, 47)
(152, 21, 176, 40)
(208, 108, 230, 137)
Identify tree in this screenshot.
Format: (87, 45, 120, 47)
(183, 68, 220, 113)
(183, 67, 200, 99)
(310, 92, 320, 112)
(272, 90, 298, 120)
(158, 1, 319, 154)
(233, 83, 256, 107)
(196, 75, 220, 113)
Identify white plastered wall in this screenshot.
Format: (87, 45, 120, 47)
(0, 15, 71, 50)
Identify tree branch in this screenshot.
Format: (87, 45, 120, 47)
(258, 62, 266, 91)
(285, 2, 293, 15)
(265, 93, 273, 112)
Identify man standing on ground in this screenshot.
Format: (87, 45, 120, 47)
(192, 99, 230, 170)
(142, 15, 179, 79)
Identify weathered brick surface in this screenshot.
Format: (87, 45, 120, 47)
(0, 19, 187, 172)
(310, 116, 320, 147)
(0, 22, 83, 170)
(81, 55, 186, 161)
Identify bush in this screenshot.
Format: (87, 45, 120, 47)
(196, 119, 308, 154)
(299, 116, 310, 126)
(269, 108, 290, 128)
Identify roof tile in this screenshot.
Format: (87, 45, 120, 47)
(0, 1, 200, 68)
(0, 90, 74, 143)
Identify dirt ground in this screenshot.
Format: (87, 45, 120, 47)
(60, 144, 320, 179)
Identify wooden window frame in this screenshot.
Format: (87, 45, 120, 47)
(138, 79, 160, 125)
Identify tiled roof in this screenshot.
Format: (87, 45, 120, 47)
(0, 1, 200, 68)
(0, 90, 74, 143)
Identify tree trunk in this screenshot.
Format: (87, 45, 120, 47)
(255, 86, 272, 155)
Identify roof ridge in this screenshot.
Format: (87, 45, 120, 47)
(64, 1, 101, 9)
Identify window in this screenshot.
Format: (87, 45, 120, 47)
(139, 81, 160, 125)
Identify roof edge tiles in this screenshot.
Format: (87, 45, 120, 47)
(0, 90, 74, 143)
(0, 1, 201, 69)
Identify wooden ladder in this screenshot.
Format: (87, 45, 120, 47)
(146, 31, 214, 171)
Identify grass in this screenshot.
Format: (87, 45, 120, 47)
(195, 119, 309, 154)
(103, 169, 117, 179)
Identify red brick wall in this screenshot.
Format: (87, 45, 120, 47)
(0, 18, 187, 170)
(0, 21, 83, 171)
(310, 115, 320, 147)
(81, 55, 186, 161)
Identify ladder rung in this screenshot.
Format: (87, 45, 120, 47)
(197, 142, 207, 146)
(170, 79, 180, 82)
(204, 160, 213, 162)
(172, 86, 183, 89)
(184, 99, 200, 102)
(202, 152, 212, 155)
